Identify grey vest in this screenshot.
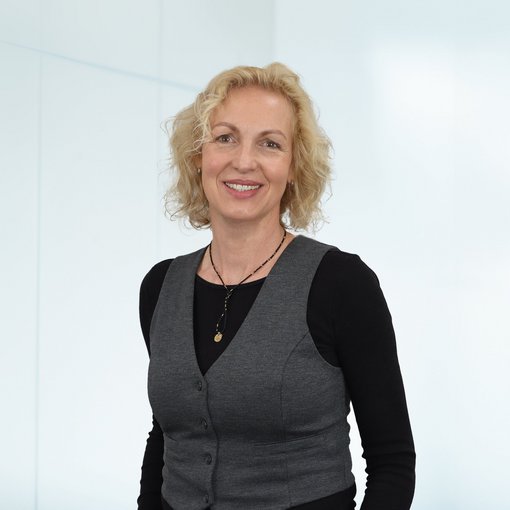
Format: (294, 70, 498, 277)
(148, 235, 354, 510)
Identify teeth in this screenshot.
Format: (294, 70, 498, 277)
(225, 182, 261, 191)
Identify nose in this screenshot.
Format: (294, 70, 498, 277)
(232, 142, 257, 172)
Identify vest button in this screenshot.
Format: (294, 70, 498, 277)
(201, 418, 208, 429)
(196, 380, 202, 391)
(204, 453, 212, 464)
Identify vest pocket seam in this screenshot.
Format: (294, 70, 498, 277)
(252, 420, 341, 448)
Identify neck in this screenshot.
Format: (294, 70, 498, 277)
(201, 217, 294, 285)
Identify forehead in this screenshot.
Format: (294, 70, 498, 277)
(210, 86, 294, 132)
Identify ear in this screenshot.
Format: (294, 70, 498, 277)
(193, 154, 202, 172)
(288, 161, 295, 183)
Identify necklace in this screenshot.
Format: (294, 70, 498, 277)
(208, 229, 287, 343)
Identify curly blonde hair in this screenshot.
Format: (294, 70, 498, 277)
(163, 62, 332, 230)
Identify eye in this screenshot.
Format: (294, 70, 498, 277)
(262, 139, 282, 150)
(215, 133, 234, 143)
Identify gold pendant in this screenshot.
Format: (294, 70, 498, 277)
(214, 332, 223, 343)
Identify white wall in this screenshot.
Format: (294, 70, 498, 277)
(275, 1, 510, 509)
(1, 1, 509, 509)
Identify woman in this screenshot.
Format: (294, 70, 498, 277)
(137, 63, 415, 510)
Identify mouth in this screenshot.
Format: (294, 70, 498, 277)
(224, 182, 262, 192)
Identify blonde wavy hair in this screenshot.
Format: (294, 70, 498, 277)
(163, 62, 332, 230)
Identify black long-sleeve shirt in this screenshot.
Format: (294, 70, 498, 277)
(137, 248, 415, 509)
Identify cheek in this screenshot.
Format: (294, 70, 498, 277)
(201, 178, 217, 207)
(274, 159, 293, 184)
(202, 157, 226, 179)
(201, 145, 229, 173)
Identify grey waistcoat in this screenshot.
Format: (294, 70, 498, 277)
(148, 235, 354, 510)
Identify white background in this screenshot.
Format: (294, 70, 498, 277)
(1, 1, 509, 509)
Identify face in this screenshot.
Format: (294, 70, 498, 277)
(198, 86, 294, 229)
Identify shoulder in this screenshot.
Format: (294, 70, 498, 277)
(140, 259, 173, 300)
(317, 248, 381, 291)
(139, 259, 174, 355)
(310, 246, 388, 318)
(296, 236, 379, 283)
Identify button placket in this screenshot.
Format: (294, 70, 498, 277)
(194, 379, 213, 505)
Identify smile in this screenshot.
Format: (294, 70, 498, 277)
(224, 182, 262, 191)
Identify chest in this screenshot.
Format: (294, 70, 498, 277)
(147, 238, 349, 444)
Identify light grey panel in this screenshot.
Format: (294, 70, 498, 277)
(0, 0, 40, 47)
(0, 43, 39, 509)
(160, 0, 275, 88)
(41, 0, 159, 77)
(38, 55, 159, 510)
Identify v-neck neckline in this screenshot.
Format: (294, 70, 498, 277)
(189, 235, 302, 379)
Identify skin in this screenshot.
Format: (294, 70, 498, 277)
(196, 86, 296, 284)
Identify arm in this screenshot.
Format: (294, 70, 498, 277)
(137, 260, 173, 510)
(309, 251, 415, 509)
(336, 254, 415, 509)
(137, 417, 164, 510)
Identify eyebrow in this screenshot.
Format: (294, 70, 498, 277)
(211, 122, 288, 140)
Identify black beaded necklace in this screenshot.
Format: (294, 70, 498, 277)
(208, 229, 287, 343)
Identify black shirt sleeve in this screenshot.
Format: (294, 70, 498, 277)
(137, 260, 172, 510)
(308, 250, 415, 509)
